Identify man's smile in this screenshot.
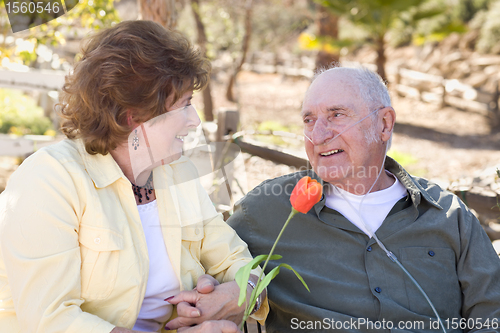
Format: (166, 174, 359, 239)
(320, 149, 344, 157)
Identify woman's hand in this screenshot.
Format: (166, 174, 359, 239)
(164, 275, 252, 330)
(110, 327, 153, 333)
(177, 320, 241, 333)
(109, 321, 241, 333)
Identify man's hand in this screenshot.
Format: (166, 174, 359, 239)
(194, 274, 219, 294)
(164, 274, 252, 330)
(177, 320, 241, 333)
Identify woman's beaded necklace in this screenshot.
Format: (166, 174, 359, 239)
(131, 172, 154, 204)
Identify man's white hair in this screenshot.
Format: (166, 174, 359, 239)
(311, 65, 393, 149)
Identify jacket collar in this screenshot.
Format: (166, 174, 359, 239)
(313, 155, 442, 214)
(76, 139, 125, 188)
(384, 156, 442, 210)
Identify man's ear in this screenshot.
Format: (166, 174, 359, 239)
(380, 106, 396, 143)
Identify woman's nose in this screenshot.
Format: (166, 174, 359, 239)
(187, 105, 201, 128)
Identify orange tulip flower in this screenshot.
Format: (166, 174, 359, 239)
(290, 176, 323, 214)
(237, 176, 320, 329)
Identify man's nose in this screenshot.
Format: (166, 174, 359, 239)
(310, 118, 334, 145)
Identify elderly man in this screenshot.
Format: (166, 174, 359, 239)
(227, 66, 500, 332)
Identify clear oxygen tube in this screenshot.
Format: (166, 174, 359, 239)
(304, 107, 447, 333)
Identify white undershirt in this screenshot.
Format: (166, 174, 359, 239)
(133, 200, 180, 332)
(325, 172, 408, 237)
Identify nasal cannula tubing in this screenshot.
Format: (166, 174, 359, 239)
(307, 107, 447, 333)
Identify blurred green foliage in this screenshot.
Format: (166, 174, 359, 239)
(387, 149, 418, 167)
(409, 0, 500, 51)
(299, 32, 355, 53)
(387, 149, 425, 176)
(257, 120, 289, 133)
(178, 1, 245, 60)
(453, 0, 491, 22)
(250, 0, 312, 52)
(66, 0, 120, 30)
(310, 0, 450, 80)
(255, 121, 289, 146)
(0, 0, 120, 66)
(177, 0, 313, 60)
(316, 0, 456, 47)
(0, 0, 120, 137)
(315, 0, 499, 53)
(0, 89, 54, 135)
(475, 0, 500, 53)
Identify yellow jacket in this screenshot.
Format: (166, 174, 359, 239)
(0, 139, 267, 333)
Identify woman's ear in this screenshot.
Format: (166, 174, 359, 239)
(126, 110, 141, 129)
(380, 106, 396, 143)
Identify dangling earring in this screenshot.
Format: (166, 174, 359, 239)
(132, 129, 139, 150)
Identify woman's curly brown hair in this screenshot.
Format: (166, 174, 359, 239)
(59, 20, 211, 155)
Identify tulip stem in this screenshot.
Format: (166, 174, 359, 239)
(259, 208, 298, 279)
(240, 208, 299, 329)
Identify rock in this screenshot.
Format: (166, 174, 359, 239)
(469, 56, 500, 67)
(442, 51, 464, 64)
(427, 49, 442, 67)
(459, 30, 480, 51)
(483, 223, 500, 240)
(493, 239, 500, 255)
(440, 33, 461, 55)
(419, 43, 436, 62)
(454, 62, 472, 80)
(467, 72, 489, 88)
(449, 165, 500, 223)
(491, 43, 500, 55)
(427, 67, 442, 76)
(482, 78, 500, 94)
(473, 165, 500, 187)
(487, 222, 500, 241)
(484, 65, 500, 76)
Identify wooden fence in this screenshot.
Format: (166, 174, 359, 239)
(395, 67, 500, 126)
(0, 134, 61, 157)
(241, 51, 315, 78)
(0, 68, 66, 91)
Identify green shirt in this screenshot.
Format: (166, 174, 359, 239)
(228, 157, 500, 333)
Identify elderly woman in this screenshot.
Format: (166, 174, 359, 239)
(0, 20, 266, 333)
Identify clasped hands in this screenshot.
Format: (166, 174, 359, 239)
(165, 274, 260, 332)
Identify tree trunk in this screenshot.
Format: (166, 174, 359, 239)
(315, 4, 339, 70)
(138, 0, 179, 29)
(375, 34, 387, 84)
(226, 0, 253, 102)
(191, 0, 214, 121)
(201, 82, 214, 122)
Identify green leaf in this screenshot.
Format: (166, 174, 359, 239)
(412, 7, 445, 21)
(254, 263, 310, 299)
(317, 0, 350, 14)
(235, 254, 282, 306)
